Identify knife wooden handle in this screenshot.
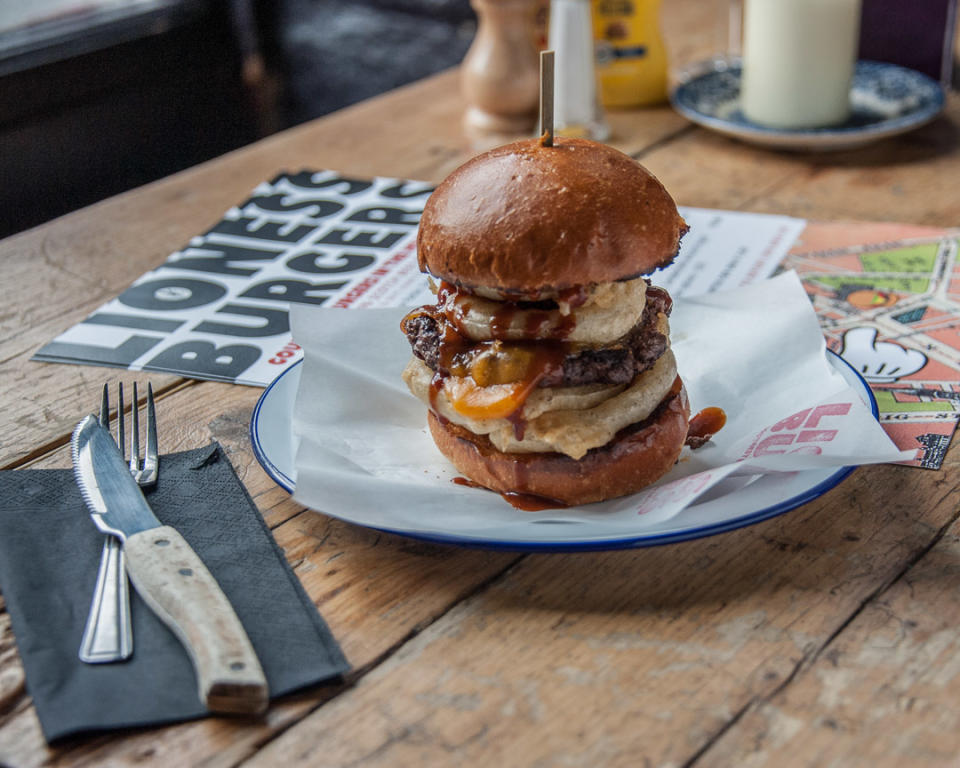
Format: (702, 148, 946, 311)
(124, 526, 269, 715)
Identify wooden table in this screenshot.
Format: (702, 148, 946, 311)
(3, 4, 960, 765)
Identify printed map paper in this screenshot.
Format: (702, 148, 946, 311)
(781, 220, 960, 468)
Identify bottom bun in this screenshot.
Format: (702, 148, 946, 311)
(427, 378, 691, 506)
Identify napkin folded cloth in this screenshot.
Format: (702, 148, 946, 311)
(0, 443, 349, 742)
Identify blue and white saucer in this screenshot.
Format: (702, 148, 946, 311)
(670, 59, 946, 151)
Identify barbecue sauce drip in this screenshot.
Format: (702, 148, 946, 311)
(452, 477, 568, 511)
(686, 407, 726, 449)
(556, 284, 590, 311)
(506, 409, 527, 441)
(645, 284, 672, 315)
(439, 281, 579, 342)
(501, 491, 569, 512)
(406, 281, 579, 423)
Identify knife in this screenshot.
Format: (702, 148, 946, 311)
(72, 415, 269, 715)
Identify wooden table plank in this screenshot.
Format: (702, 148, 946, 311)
(700, 477, 960, 767)
(234, 463, 959, 767)
(1, 133, 956, 768)
(2, 0, 960, 764)
(634, 94, 960, 224)
(744, 108, 960, 226)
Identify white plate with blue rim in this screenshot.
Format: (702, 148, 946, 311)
(670, 59, 945, 152)
(250, 350, 876, 552)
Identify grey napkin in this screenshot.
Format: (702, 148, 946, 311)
(0, 443, 349, 742)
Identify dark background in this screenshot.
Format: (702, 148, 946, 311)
(0, 0, 954, 240)
(0, 0, 475, 239)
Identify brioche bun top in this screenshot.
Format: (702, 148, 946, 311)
(416, 137, 688, 294)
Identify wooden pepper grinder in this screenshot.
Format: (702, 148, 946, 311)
(461, 0, 540, 139)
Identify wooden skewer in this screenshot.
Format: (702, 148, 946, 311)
(539, 49, 555, 147)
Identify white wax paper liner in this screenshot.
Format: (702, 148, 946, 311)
(289, 272, 912, 536)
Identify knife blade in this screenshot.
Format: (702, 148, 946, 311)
(72, 414, 269, 715)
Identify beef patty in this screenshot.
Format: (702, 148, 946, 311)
(403, 285, 671, 388)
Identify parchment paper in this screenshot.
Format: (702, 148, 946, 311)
(289, 272, 911, 538)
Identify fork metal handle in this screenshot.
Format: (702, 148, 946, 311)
(79, 536, 132, 663)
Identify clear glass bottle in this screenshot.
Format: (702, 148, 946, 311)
(548, 0, 610, 139)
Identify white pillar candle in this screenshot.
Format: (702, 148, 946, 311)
(740, 0, 862, 129)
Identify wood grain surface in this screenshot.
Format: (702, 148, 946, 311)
(2, 2, 960, 765)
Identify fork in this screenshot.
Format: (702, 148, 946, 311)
(78, 382, 159, 664)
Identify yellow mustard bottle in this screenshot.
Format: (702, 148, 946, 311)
(591, 0, 668, 107)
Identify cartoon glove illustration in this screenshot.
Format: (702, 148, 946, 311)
(839, 326, 926, 383)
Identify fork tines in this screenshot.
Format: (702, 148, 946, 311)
(139, 383, 159, 486)
(130, 383, 141, 476)
(98, 382, 159, 486)
(99, 382, 124, 451)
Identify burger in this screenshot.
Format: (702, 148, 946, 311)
(400, 137, 690, 506)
